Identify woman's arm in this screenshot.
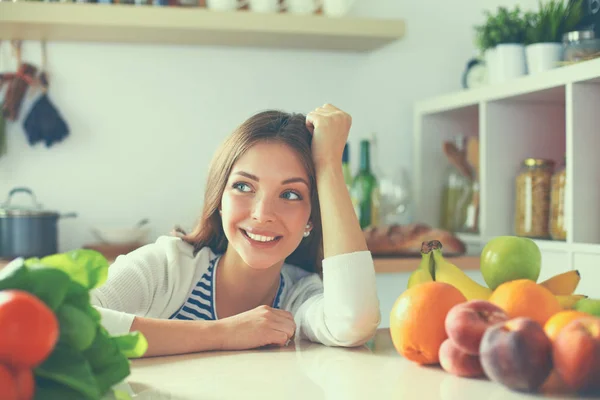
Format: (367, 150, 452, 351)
(131, 305, 296, 357)
(130, 317, 226, 357)
(306, 104, 368, 258)
(300, 105, 380, 347)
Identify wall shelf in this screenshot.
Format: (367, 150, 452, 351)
(413, 59, 600, 297)
(0, 2, 405, 52)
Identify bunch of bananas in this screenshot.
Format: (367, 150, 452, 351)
(407, 240, 586, 309)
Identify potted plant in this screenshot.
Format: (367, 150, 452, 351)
(525, 0, 584, 73)
(475, 6, 534, 83)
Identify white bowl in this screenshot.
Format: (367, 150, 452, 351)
(92, 227, 150, 245)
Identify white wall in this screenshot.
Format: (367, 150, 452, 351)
(1, 0, 539, 252)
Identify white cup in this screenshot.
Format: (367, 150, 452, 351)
(286, 0, 321, 14)
(322, 0, 354, 17)
(206, 0, 246, 10)
(248, 0, 284, 12)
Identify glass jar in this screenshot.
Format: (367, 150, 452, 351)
(563, 30, 600, 62)
(515, 158, 555, 239)
(549, 158, 566, 241)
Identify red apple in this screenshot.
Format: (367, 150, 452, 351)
(439, 338, 485, 378)
(553, 316, 600, 393)
(445, 300, 509, 355)
(480, 317, 553, 392)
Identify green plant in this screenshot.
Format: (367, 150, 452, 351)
(474, 6, 535, 54)
(525, 0, 584, 44)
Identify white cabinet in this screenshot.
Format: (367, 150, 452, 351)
(412, 59, 600, 297)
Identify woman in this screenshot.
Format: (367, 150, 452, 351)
(91, 104, 381, 357)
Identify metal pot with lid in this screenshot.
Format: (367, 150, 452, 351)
(0, 187, 77, 260)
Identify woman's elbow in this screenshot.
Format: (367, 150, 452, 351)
(327, 309, 381, 347)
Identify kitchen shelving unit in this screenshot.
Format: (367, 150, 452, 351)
(413, 57, 600, 297)
(0, 2, 405, 52)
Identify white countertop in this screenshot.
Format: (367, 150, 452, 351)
(104, 329, 595, 400)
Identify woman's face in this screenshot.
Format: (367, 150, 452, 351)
(220, 141, 312, 270)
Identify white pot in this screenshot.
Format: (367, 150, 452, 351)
(484, 48, 497, 84)
(493, 44, 527, 83)
(526, 43, 563, 74)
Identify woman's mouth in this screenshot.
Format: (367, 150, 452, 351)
(240, 229, 282, 247)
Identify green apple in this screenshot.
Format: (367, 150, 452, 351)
(573, 298, 600, 317)
(480, 236, 542, 290)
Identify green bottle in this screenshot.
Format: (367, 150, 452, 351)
(351, 139, 380, 229)
(342, 143, 353, 192)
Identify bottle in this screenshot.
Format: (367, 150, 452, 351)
(342, 143, 353, 192)
(351, 139, 380, 229)
(439, 136, 473, 232)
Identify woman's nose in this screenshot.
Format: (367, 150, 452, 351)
(251, 195, 276, 222)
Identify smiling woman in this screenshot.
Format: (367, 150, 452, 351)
(89, 105, 381, 357)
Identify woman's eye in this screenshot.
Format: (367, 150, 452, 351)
(282, 190, 302, 201)
(233, 182, 252, 193)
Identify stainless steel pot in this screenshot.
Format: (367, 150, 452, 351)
(0, 187, 77, 259)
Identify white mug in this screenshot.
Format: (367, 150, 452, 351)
(286, 0, 321, 14)
(206, 0, 247, 10)
(322, 0, 355, 17)
(248, 0, 285, 12)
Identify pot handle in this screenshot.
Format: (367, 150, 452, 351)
(60, 212, 78, 219)
(1, 187, 43, 209)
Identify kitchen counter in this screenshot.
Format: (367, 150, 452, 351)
(105, 329, 595, 400)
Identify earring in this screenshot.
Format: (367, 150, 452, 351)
(303, 230, 310, 238)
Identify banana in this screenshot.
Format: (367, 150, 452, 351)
(539, 270, 581, 295)
(406, 243, 434, 289)
(429, 241, 492, 301)
(556, 294, 588, 310)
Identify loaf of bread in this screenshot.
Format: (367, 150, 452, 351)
(363, 223, 466, 257)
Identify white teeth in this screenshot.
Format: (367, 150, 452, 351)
(246, 231, 276, 242)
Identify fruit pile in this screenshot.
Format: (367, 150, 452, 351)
(0, 249, 148, 400)
(392, 236, 600, 395)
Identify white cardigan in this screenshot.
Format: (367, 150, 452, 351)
(90, 236, 381, 347)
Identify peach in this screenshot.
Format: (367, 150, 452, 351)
(553, 316, 600, 393)
(438, 338, 485, 378)
(445, 300, 509, 355)
(479, 317, 553, 392)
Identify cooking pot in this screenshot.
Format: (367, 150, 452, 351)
(0, 187, 77, 259)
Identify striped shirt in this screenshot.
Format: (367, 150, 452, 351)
(168, 255, 285, 321)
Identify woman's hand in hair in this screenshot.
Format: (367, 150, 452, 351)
(305, 104, 352, 169)
(218, 305, 296, 350)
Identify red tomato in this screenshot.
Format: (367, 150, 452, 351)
(0, 364, 17, 400)
(12, 368, 34, 400)
(0, 364, 34, 400)
(0, 290, 59, 368)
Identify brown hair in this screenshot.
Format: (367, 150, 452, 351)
(179, 110, 323, 274)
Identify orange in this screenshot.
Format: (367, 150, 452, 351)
(389, 281, 466, 365)
(488, 279, 562, 326)
(544, 310, 589, 341)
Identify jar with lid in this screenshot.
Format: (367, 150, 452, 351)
(549, 157, 566, 241)
(515, 158, 555, 238)
(563, 30, 600, 62)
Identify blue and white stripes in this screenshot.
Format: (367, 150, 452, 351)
(169, 255, 286, 321)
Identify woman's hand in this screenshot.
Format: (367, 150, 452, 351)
(306, 104, 352, 169)
(218, 305, 296, 351)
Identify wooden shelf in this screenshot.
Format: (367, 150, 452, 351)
(0, 2, 406, 52)
(373, 256, 480, 274)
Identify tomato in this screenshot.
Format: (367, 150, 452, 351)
(0, 364, 34, 400)
(0, 290, 59, 368)
(12, 368, 34, 400)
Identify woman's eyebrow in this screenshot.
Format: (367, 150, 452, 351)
(234, 171, 308, 187)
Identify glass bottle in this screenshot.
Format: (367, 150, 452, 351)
(549, 157, 566, 241)
(515, 158, 554, 238)
(351, 139, 380, 229)
(439, 136, 473, 232)
(342, 143, 353, 193)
